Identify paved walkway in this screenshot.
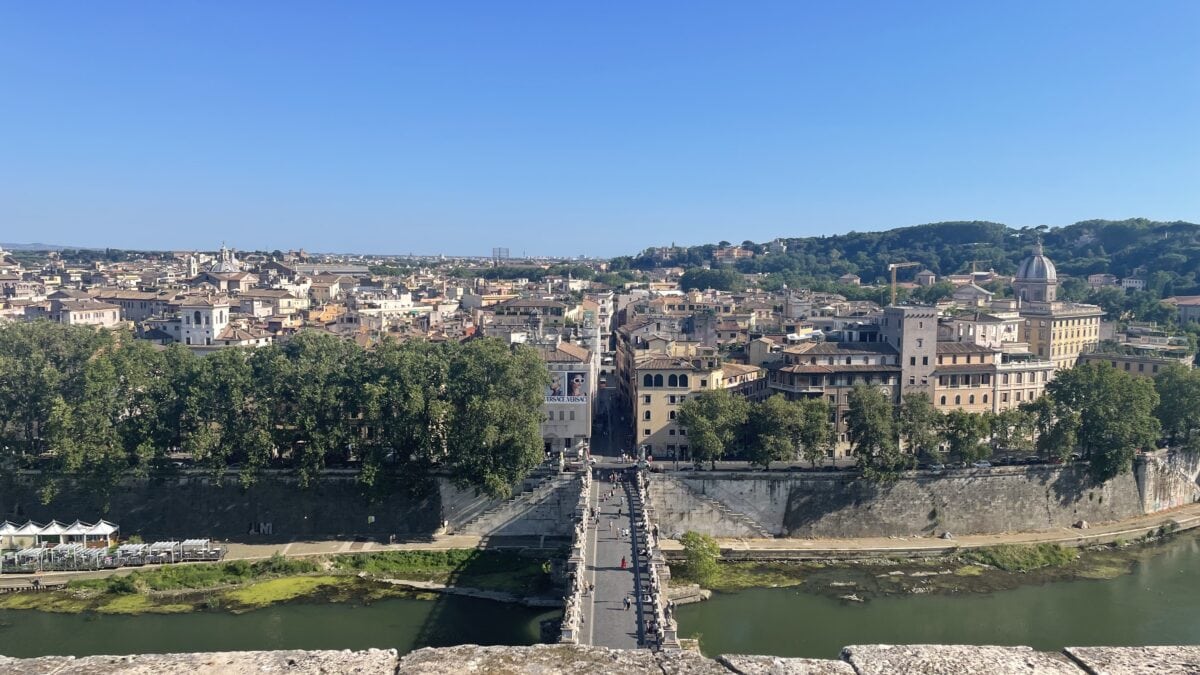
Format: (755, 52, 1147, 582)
(581, 471, 643, 648)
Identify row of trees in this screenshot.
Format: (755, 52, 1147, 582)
(0, 322, 550, 504)
(675, 362, 1197, 484)
(676, 391, 833, 470)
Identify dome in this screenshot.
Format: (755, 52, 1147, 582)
(1016, 242, 1056, 282)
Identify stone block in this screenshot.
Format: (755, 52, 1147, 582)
(842, 644, 1083, 675)
(1065, 646, 1200, 674)
(718, 654, 855, 674)
(0, 650, 401, 675)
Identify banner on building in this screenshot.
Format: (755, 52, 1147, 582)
(545, 370, 588, 404)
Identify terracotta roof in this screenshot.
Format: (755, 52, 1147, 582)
(784, 341, 898, 356)
(721, 363, 762, 377)
(936, 342, 997, 354)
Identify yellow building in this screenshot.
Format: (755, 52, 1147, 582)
(630, 342, 764, 460)
(1013, 243, 1103, 370)
(932, 343, 997, 413)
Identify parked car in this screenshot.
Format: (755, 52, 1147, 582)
(929, 463, 946, 472)
(971, 460, 992, 469)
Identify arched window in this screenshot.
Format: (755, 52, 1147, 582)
(983, 394, 989, 404)
(193, 310, 202, 325)
(846, 357, 852, 365)
(954, 395, 961, 405)
(643, 374, 653, 387)
(940, 396, 946, 405)
(679, 375, 689, 387)
(969, 395, 975, 405)
(668, 374, 678, 387)
(654, 374, 664, 387)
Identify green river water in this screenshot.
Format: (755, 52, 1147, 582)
(1, 533, 1199, 659)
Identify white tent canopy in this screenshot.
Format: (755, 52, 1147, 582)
(38, 520, 67, 536)
(62, 520, 92, 536)
(13, 521, 43, 535)
(86, 520, 119, 536)
(0, 521, 18, 535)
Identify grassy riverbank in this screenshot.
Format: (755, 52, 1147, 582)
(670, 535, 1184, 599)
(0, 549, 559, 615)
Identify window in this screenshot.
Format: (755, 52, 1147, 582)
(654, 374, 664, 387)
(922, 356, 928, 366)
(668, 374, 678, 387)
(669, 429, 676, 436)
(954, 395, 961, 405)
(559, 411, 566, 421)
(910, 356, 916, 366)
(643, 410, 651, 421)
(940, 396, 946, 405)
(846, 357, 852, 365)
(968, 395, 975, 405)
(644, 428, 650, 436)
(680, 429, 687, 436)
(643, 395, 651, 404)
(1002, 393, 1009, 403)
(569, 411, 575, 421)
(668, 395, 676, 404)
(669, 410, 677, 420)
(643, 374, 653, 387)
(700, 379, 707, 387)
(679, 375, 689, 387)
(909, 377, 915, 385)
(983, 394, 988, 404)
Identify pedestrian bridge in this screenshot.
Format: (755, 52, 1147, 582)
(559, 466, 679, 650)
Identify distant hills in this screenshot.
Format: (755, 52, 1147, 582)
(629, 219, 1200, 297)
(0, 242, 79, 252)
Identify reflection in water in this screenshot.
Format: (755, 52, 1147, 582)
(677, 534, 1200, 659)
(0, 595, 559, 658)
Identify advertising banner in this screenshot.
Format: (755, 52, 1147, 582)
(546, 370, 588, 404)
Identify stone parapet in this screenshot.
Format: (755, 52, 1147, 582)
(3, 644, 1198, 674)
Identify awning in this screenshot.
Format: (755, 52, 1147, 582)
(38, 520, 67, 536)
(62, 520, 93, 536)
(13, 521, 44, 535)
(86, 520, 120, 536)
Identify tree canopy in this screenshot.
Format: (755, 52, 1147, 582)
(0, 323, 550, 504)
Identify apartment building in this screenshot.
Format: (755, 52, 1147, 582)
(767, 342, 901, 457)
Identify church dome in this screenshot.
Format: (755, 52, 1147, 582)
(1016, 242, 1057, 282)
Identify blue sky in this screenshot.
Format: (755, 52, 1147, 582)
(1, 2, 1197, 257)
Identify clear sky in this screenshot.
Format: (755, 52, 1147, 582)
(1, 2, 1197, 257)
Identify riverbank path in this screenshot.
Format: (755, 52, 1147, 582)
(580, 470, 644, 648)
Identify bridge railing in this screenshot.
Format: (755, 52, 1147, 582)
(559, 470, 591, 644)
(634, 466, 679, 650)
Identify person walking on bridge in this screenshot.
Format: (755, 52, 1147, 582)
(620, 556, 627, 569)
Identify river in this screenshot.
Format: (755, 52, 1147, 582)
(2, 534, 1199, 658)
(677, 532, 1200, 658)
(0, 595, 558, 658)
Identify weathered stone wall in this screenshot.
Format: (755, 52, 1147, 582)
(3, 644, 1197, 674)
(651, 453, 1200, 539)
(1136, 451, 1200, 514)
(0, 473, 500, 542)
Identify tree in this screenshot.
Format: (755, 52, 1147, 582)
(796, 398, 834, 466)
(846, 384, 910, 481)
(677, 389, 750, 469)
(897, 393, 943, 461)
(1045, 364, 1160, 482)
(745, 395, 802, 469)
(679, 267, 744, 292)
(443, 339, 549, 498)
(678, 531, 721, 585)
(940, 410, 991, 463)
(1154, 364, 1200, 445)
(990, 407, 1035, 454)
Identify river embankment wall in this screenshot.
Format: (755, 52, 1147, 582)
(0, 471, 580, 543)
(648, 451, 1200, 539)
